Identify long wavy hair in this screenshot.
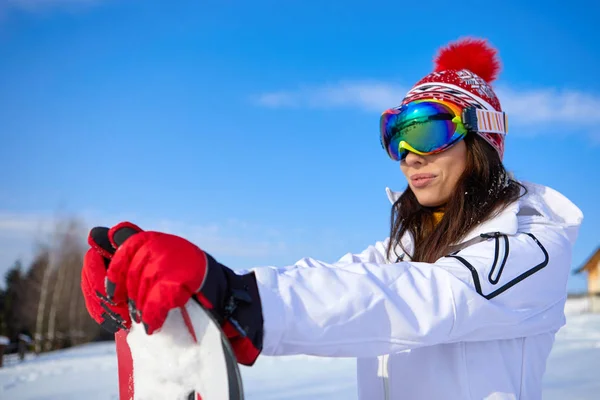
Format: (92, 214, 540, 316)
(386, 133, 526, 263)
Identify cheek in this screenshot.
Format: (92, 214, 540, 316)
(399, 163, 410, 178)
(449, 144, 467, 175)
(449, 158, 467, 182)
(440, 148, 467, 189)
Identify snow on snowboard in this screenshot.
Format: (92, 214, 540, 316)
(115, 299, 244, 400)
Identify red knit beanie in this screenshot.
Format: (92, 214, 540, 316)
(401, 37, 507, 159)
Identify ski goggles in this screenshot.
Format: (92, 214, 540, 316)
(380, 99, 508, 161)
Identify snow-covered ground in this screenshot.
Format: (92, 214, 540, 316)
(1, 300, 599, 399)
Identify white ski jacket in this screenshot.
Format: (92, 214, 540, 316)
(250, 182, 583, 400)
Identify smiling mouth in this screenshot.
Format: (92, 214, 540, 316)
(410, 174, 437, 188)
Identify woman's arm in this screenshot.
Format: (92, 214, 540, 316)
(252, 225, 572, 358)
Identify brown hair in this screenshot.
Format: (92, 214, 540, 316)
(386, 133, 526, 263)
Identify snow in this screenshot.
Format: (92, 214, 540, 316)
(1, 301, 599, 400)
(564, 296, 591, 315)
(17, 334, 32, 344)
(126, 301, 232, 400)
(0, 342, 118, 400)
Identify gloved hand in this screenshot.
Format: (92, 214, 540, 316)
(81, 223, 143, 333)
(83, 221, 264, 366)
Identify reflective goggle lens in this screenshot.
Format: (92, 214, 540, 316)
(380, 101, 466, 161)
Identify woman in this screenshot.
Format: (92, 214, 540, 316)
(81, 38, 583, 399)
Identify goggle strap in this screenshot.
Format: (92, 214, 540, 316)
(463, 107, 508, 135)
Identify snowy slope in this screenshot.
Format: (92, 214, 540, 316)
(1, 305, 599, 400)
(0, 343, 119, 400)
(542, 312, 600, 400)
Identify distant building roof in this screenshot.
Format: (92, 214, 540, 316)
(574, 247, 600, 274)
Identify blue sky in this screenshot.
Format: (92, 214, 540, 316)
(0, 0, 598, 293)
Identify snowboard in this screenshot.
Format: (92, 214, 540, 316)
(114, 299, 244, 400)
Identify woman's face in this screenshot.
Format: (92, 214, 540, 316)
(400, 140, 468, 208)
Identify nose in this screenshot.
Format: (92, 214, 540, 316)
(403, 151, 425, 167)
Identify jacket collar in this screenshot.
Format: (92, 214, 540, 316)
(385, 181, 583, 247)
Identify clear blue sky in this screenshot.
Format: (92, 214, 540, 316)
(0, 0, 598, 293)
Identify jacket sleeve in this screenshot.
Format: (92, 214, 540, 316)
(251, 226, 573, 358)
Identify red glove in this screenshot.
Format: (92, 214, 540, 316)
(81, 223, 142, 333)
(97, 221, 264, 366)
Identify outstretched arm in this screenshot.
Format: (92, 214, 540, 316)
(252, 227, 571, 358)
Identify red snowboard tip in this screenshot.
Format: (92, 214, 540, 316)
(434, 37, 501, 83)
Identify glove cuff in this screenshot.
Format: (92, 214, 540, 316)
(193, 255, 264, 366)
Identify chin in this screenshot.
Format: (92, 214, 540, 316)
(413, 190, 446, 208)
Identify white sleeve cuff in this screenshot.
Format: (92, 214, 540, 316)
(252, 266, 287, 356)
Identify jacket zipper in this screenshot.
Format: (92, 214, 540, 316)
(380, 354, 390, 400)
